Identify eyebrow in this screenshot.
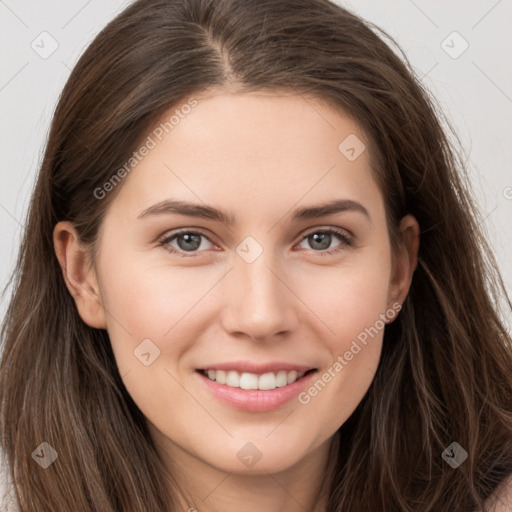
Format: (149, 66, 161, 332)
(137, 198, 370, 224)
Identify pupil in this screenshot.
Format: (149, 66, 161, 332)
(311, 233, 330, 250)
(176, 233, 332, 252)
(178, 234, 201, 251)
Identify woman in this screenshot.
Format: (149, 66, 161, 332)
(1, 0, 511, 510)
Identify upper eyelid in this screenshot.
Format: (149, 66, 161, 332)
(159, 226, 352, 247)
(159, 227, 215, 244)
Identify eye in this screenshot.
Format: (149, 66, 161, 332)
(297, 228, 352, 256)
(158, 227, 353, 258)
(158, 229, 215, 257)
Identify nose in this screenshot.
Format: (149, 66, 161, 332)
(220, 249, 298, 342)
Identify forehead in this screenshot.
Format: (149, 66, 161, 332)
(107, 91, 384, 224)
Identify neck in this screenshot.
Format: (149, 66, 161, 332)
(157, 432, 340, 512)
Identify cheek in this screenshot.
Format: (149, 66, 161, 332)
(97, 229, 392, 428)
(334, 267, 391, 345)
(322, 268, 389, 369)
(97, 246, 218, 340)
(294, 248, 392, 427)
(95, 251, 209, 428)
(95, 252, 209, 400)
(293, 245, 392, 347)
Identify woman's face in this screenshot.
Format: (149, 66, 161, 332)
(57, 90, 418, 476)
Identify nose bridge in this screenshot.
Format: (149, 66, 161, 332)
(222, 235, 295, 339)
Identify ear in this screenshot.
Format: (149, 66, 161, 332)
(53, 221, 107, 329)
(387, 214, 420, 315)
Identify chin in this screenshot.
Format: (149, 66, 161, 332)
(199, 435, 315, 475)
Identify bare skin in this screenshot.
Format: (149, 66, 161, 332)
(54, 89, 419, 512)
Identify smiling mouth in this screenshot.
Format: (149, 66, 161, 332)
(196, 368, 317, 391)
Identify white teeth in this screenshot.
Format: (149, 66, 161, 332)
(225, 370, 240, 387)
(276, 370, 288, 387)
(259, 372, 277, 390)
(287, 370, 298, 384)
(202, 369, 308, 390)
(239, 373, 259, 390)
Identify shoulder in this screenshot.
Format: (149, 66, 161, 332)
(482, 474, 512, 512)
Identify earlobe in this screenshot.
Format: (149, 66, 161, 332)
(387, 214, 420, 313)
(53, 221, 107, 329)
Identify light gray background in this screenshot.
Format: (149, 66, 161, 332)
(1, 0, 511, 327)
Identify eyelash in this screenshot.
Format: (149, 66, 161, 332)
(157, 227, 353, 258)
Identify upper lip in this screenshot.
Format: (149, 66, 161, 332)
(196, 361, 317, 374)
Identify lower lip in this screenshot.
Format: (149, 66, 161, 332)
(195, 370, 318, 412)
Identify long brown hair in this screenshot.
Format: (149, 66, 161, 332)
(1, 0, 511, 510)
